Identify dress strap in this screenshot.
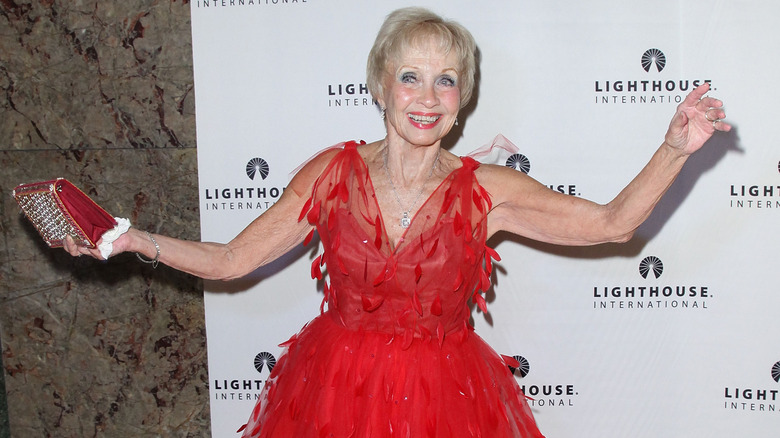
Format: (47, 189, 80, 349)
(465, 134, 520, 167)
(288, 140, 365, 179)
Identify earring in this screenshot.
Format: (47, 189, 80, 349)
(381, 108, 386, 120)
(455, 118, 459, 126)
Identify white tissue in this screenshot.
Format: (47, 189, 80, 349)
(98, 217, 132, 259)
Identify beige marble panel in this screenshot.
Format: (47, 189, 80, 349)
(0, 1, 195, 151)
(1, 1, 211, 436)
(1, 148, 209, 437)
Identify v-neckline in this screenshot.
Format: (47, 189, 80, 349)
(354, 148, 464, 254)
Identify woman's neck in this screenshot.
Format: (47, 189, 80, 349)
(381, 136, 442, 187)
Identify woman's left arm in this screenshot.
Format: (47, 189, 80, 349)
(485, 83, 731, 245)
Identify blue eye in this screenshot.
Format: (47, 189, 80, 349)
(438, 75, 456, 87)
(400, 72, 417, 83)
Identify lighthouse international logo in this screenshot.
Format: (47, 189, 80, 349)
(506, 154, 531, 174)
(505, 153, 581, 196)
(639, 256, 663, 279)
(254, 351, 277, 373)
(593, 256, 711, 311)
(211, 351, 277, 403)
(246, 158, 270, 181)
(202, 156, 284, 213)
(327, 81, 375, 109)
(594, 48, 712, 105)
(195, 0, 310, 9)
(727, 159, 780, 212)
(722, 360, 780, 414)
(508, 355, 530, 377)
(641, 49, 666, 72)
(510, 355, 578, 408)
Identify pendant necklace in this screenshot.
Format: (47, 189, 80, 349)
(383, 145, 440, 229)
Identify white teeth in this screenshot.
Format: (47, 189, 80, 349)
(408, 114, 440, 124)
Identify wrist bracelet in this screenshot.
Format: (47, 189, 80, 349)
(136, 231, 160, 269)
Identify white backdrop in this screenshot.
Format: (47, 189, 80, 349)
(190, 1, 780, 437)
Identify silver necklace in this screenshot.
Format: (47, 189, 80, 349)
(383, 145, 440, 228)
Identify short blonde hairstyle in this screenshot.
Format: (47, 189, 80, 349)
(367, 7, 478, 109)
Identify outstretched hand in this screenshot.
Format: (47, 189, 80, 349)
(664, 83, 731, 155)
(63, 231, 134, 260)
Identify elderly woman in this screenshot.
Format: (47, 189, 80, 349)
(65, 7, 730, 438)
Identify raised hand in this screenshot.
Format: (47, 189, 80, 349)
(664, 82, 731, 155)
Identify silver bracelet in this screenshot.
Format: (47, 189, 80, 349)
(136, 231, 160, 269)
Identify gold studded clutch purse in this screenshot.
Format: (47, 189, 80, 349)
(12, 178, 117, 249)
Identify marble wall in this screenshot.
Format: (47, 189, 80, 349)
(0, 1, 210, 436)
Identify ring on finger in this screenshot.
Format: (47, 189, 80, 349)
(705, 107, 719, 122)
(711, 119, 721, 128)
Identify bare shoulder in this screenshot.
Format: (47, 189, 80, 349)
(473, 162, 521, 182)
(474, 162, 545, 207)
(287, 145, 345, 198)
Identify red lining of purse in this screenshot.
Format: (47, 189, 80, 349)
(14, 178, 117, 248)
(54, 180, 117, 246)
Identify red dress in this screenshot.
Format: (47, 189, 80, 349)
(239, 141, 545, 437)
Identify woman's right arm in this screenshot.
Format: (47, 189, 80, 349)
(64, 148, 339, 281)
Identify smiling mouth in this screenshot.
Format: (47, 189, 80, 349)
(407, 113, 441, 125)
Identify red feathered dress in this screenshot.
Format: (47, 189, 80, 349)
(239, 141, 545, 437)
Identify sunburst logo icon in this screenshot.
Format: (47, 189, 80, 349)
(641, 48, 666, 73)
(246, 157, 270, 180)
(508, 355, 531, 378)
(506, 154, 531, 174)
(254, 351, 277, 373)
(639, 256, 664, 279)
(772, 361, 780, 383)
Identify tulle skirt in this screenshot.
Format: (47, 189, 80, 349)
(239, 313, 545, 438)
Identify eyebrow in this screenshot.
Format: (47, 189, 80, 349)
(396, 65, 459, 75)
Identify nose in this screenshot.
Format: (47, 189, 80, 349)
(418, 82, 438, 107)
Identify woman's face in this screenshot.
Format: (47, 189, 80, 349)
(379, 42, 461, 148)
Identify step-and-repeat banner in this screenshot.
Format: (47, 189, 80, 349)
(190, 1, 779, 437)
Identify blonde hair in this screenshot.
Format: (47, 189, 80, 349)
(367, 7, 478, 108)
